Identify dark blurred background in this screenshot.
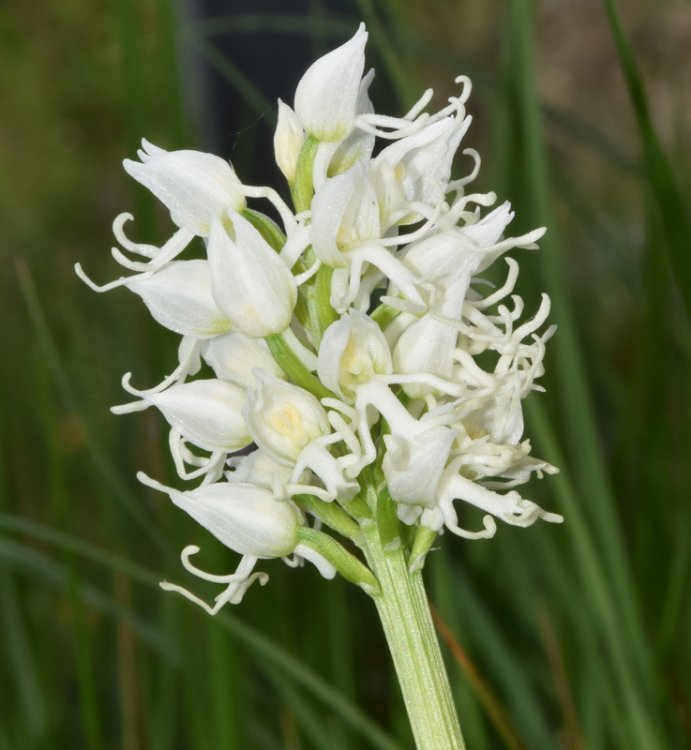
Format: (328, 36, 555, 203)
(1, 1, 690, 749)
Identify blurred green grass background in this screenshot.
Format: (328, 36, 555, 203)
(1, 1, 690, 748)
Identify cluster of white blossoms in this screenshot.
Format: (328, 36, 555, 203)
(77, 24, 561, 614)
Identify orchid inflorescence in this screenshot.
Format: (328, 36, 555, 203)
(77, 24, 561, 615)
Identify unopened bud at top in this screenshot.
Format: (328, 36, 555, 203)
(294, 24, 368, 142)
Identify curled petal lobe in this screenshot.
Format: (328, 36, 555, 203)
(436, 472, 563, 535)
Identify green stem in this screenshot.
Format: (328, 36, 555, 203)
(265, 333, 333, 400)
(291, 135, 319, 213)
(362, 522, 466, 750)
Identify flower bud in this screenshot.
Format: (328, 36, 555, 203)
(317, 310, 392, 399)
(207, 211, 297, 338)
(123, 140, 246, 236)
(142, 379, 251, 452)
(294, 24, 368, 142)
(274, 99, 305, 183)
(164, 481, 300, 558)
(244, 372, 330, 465)
(127, 260, 231, 338)
(202, 332, 284, 388)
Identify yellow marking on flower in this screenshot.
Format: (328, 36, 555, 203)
(341, 337, 363, 374)
(267, 404, 305, 440)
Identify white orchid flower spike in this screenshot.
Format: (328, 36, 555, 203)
(77, 22, 561, 619)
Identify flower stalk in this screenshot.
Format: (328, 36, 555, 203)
(361, 507, 466, 750)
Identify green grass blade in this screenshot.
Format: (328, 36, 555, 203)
(496, 2, 670, 747)
(0, 513, 403, 750)
(15, 261, 169, 554)
(602, 0, 691, 319)
(0, 571, 48, 741)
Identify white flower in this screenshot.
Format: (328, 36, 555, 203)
(114, 379, 251, 453)
(392, 315, 459, 398)
(127, 260, 231, 338)
(207, 211, 297, 337)
(244, 372, 330, 465)
(139, 473, 337, 613)
(164, 480, 301, 558)
(310, 164, 380, 266)
(310, 165, 424, 314)
(372, 114, 471, 226)
(403, 230, 488, 301)
(383, 424, 457, 516)
(294, 24, 368, 142)
(123, 140, 246, 236)
(137, 474, 297, 614)
(317, 310, 392, 399)
(226, 449, 294, 489)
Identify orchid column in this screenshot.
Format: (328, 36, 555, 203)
(77, 23, 561, 750)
